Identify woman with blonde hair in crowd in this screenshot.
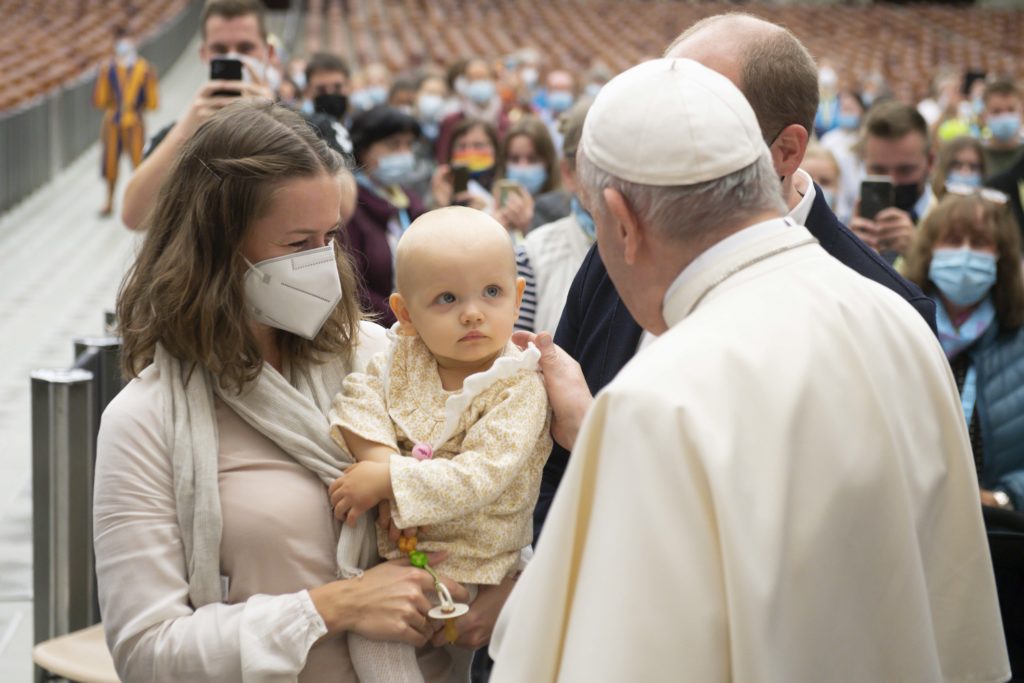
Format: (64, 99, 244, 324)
(902, 188, 1024, 512)
(94, 100, 471, 681)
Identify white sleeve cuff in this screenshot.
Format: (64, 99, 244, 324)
(238, 590, 328, 683)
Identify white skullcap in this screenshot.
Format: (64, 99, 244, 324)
(580, 58, 768, 186)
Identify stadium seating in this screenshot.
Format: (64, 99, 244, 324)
(306, 0, 1024, 106)
(0, 0, 189, 112)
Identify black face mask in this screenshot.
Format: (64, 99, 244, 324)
(892, 182, 922, 214)
(313, 93, 348, 121)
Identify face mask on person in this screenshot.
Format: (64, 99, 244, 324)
(521, 67, 539, 89)
(313, 93, 348, 120)
(115, 39, 137, 65)
(946, 170, 982, 188)
(988, 113, 1022, 142)
(452, 149, 495, 176)
(929, 248, 997, 307)
(348, 89, 374, 112)
(290, 69, 307, 91)
(366, 85, 388, 107)
(224, 51, 267, 84)
(243, 245, 343, 340)
(374, 151, 416, 186)
(584, 82, 602, 99)
(836, 113, 860, 130)
(466, 80, 496, 105)
(265, 65, 282, 93)
(417, 93, 445, 121)
(571, 195, 596, 240)
(505, 163, 547, 195)
(548, 91, 574, 114)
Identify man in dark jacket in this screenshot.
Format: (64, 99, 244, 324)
(530, 13, 938, 537)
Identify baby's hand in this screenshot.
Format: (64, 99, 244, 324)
(377, 500, 419, 544)
(329, 462, 392, 527)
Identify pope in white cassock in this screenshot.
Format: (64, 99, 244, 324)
(489, 59, 1010, 682)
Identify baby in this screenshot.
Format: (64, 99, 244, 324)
(328, 206, 551, 682)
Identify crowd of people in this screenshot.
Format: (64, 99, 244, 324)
(88, 0, 1024, 681)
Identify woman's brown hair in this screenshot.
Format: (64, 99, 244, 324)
(493, 115, 561, 194)
(118, 100, 364, 390)
(930, 136, 986, 200)
(903, 192, 1024, 330)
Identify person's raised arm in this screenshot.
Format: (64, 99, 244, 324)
(121, 81, 269, 230)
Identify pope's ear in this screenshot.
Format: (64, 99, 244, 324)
(603, 187, 643, 266)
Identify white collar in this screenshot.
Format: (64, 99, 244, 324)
(661, 216, 795, 314)
(788, 168, 816, 227)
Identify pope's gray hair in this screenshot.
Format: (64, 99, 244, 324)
(576, 146, 787, 246)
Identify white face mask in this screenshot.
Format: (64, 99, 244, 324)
(225, 51, 267, 84)
(243, 245, 342, 340)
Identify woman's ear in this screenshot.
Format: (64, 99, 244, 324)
(389, 293, 417, 335)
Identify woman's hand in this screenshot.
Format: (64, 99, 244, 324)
(431, 574, 517, 649)
(309, 554, 469, 646)
(493, 188, 535, 233)
(329, 462, 392, 526)
(431, 164, 454, 207)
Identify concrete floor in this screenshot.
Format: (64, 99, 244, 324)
(0, 36, 203, 681)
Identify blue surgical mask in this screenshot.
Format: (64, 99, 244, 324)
(417, 93, 445, 121)
(548, 91, 574, 114)
(506, 163, 547, 195)
(373, 151, 416, 187)
(584, 83, 602, 98)
(366, 85, 388, 107)
(946, 170, 982, 188)
(989, 113, 1022, 142)
(571, 195, 595, 240)
(349, 89, 374, 112)
(466, 80, 496, 105)
(836, 113, 860, 130)
(929, 248, 997, 307)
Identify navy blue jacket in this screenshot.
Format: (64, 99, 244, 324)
(969, 323, 1024, 509)
(534, 185, 938, 538)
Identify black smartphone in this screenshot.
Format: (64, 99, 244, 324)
(859, 176, 893, 220)
(451, 164, 470, 195)
(210, 57, 243, 97)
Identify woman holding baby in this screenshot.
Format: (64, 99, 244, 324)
(93, 101, 535, 682)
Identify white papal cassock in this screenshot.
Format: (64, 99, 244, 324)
(490, 218, 1010, 683)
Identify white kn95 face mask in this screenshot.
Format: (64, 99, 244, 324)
(243, 245, 342, 340)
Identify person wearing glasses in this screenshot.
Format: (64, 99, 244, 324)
(902, 186, 1024, 511)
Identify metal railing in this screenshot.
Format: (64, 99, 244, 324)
(0, 0, 203, 214)
(31, 318, 126, 681)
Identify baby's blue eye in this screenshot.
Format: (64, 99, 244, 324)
(436, 292, 456, 304)
(483, 285, 501, 298)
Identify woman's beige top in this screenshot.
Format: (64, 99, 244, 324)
(330, 334, 552, 585)
(93, 322, 393, 682)
(94, 362, 356, 681)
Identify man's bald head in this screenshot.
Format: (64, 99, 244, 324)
(665, 12, 818, 140)
(395, 206, 517, 294)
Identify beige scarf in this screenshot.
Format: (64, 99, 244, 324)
(155, 342, 377, 609)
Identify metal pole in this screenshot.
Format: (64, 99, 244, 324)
(73, 335, 124, 446)
(31, 368, 96, 659)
